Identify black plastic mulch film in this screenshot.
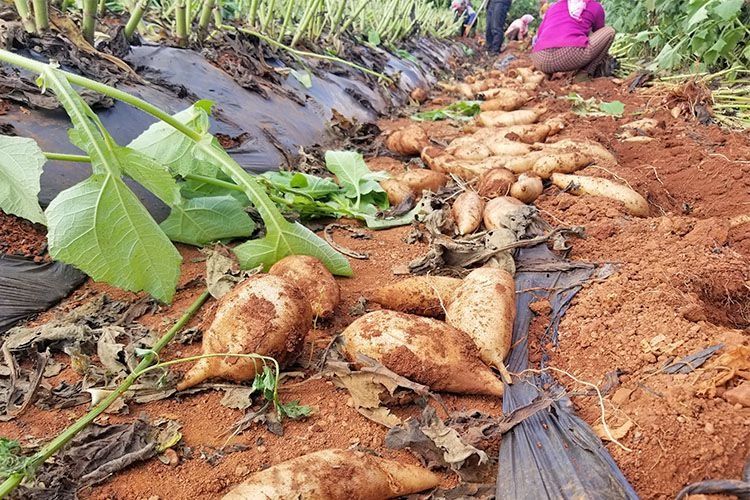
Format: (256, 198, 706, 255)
(0, 255, 86, 334)
(497, 245, 638, 500)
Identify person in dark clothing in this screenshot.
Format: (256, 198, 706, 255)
(486, 0, 513, 53)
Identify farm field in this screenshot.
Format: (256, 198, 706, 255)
(0, 0, 748, 499)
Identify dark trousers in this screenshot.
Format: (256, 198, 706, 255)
(486, 0, 512, 53)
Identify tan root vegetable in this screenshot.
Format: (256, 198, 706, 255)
(480, 92, 528, 112)
(510, 173, 544, 204)
(473, 119, 563, 144)
(380, 179, 415, 207)
(545, 139, 616, 165)
(504, 151, 547, 174)
(410, 87, 429, 103)
(341, 310, 504, 396)
(532, 151, 592, 179)
(366, 276, 462, 317)
(386, 125, 429, 156)
(446, 267, 515, 370)
(446, 139, 492, 161)
(486, 140, 533, 157)
(420, 146, 446, 172)
(619, 117, 662, 137)
(477, 168, 515, 198)
(483, 196, 525, 230)
(398, 168, 448, 194)
(478, 107, 546, 128)
(177, 275, 312, 390)
(511, 66, 546, 86)
(453, 191, 485, 235)
(269, 255, 340, 319)
(478, 87, 527, 102)
(367, 156, 405, 176)
(551, 173, 650, 217)
(430, 156, 489, 179)
(222, 449, 440, 500)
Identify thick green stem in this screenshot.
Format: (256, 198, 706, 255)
(247, 0, 259, 26)
(0, 290, 210, 498)
(289, 0, 321, 48)
(259, 0, 276, 33)
(12, 0, 36, 33)
(175, 0, 188, 46)
(97, 0, 106, 17)
(81, 0, 97, 43)
(197, 0, 215, 36)
(213, 0, 223, 29)
(276, 0, 295, 42)
(328, 0, 346, 36)
(124, 0, 149, 39)
(32, 0, 49, 32)
(338, 0, 368, 35)
(237, 26, 392, 83)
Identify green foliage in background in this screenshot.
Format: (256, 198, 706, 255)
(605, 0, 750, 72)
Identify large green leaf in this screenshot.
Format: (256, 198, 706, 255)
(713, 0, 744, 21)
(160, 196, 255, 246)
(324, 151, 388, 210)
(41, 67, 182, 303)
(128, 100, 218, 177)
(0, 135, 46, 224)
(115, 146, 181, 206)
(46, 175, 181, 303)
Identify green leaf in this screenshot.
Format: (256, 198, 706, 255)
(713, 0, 743, 21)
(412, 101, 481, 122)
(0, 135, 46, 224)
(324, 151, 388, 211)
(46, 175, 181, 303)
(262, 171, 340, 199)
(160, 196, 255, 246)
(368, 30, 381, 46)
(115, 146, 181, 206)
(128, 100, 218, 177)
(598, 100, 625, 117)
(278, 400, 312, 419)
(41, 67, 182, 303)
(685, 4, 709, 29)
(233, 218, 351, 275)
(290, 69, 313, 89)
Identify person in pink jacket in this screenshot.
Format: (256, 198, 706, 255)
(505, 14, 535, 41)
(530, 0, 615, 77)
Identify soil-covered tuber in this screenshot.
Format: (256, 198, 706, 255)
(366, 276, 462, 317)
(176, 275, 312, 390)
(386, 125, 430, 156)
(453, 191, 484, 235)
(269, 255, 340, 319)
(446, 267, 515, 370)
(398, 168, 448, 194)
(551, 173, 650, 217)
(477, 168, 516, 198)
(510, 173, 544, 203)
(341, 310, 504, 396)
(222, 449, 440, 499)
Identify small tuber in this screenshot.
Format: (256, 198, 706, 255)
(477, 168, 516, 198)
(510, 173, 544, 204)
(452, 191, 485, 235)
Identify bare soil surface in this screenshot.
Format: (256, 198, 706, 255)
(1, 51, 749, 500)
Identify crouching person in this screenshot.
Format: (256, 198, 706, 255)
(530, 0, 615, 78)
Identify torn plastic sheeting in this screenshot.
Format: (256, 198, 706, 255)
(0, 255, 86, 334)
(496, 245, 637, 500)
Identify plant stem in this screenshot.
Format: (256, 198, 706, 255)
(0, 290, 210, 497)
(276, 0, 295, 42)
(97, 0, 106, 17)
(12, 0, 36, 33)
(237, 26, 392, 83)
(247, 0, 259, 26)
(197, 0, 215, 36)
(81, 0, 97, 43)
(124, 0, 149, 39)
(290, 0, 321, 48)
(43, 152, 90, 162)
(33, 0, 49, 32)
(338, 0, 368, 35)
(259, 0, 276, 34)
(175, 0, 188, 46)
